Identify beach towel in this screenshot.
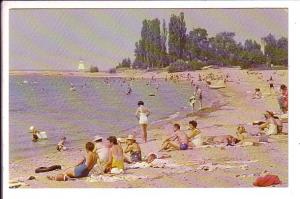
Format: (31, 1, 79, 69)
(253, 175, 281, 187)
(88, 174, 148, 183)
(35, 165, 62, 173)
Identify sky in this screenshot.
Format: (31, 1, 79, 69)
(9, 9, 288, 71)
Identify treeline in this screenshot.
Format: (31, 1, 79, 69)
(116, 12, 288, 71)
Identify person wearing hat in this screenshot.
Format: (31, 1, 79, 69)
(124, 134, 142, 163)
(93, 135, 109, 173)
(259, 111, 278, 135)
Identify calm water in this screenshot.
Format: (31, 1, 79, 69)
(9, 75, 221, 161)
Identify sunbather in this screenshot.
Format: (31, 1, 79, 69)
(202, 135, 240, 146)
(124, 135, 142, 163)
(104, 136, 125, 173)
(186, 120, 202, 147)
(93, 135, 109, 173)
(159, 123, 189, 151)
(259, 111, 278, 135)
(236, 125, 247, 140)
(47, 142, 97, 181)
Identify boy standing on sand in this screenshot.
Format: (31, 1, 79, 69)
(160, 124, 188, 151)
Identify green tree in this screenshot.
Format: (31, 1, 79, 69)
(168, 12, 187, 62)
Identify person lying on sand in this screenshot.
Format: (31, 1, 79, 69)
(201, 135, 240, 146)
(104, 136, 125, 173)
(159, 123, 189, 152)
(47, 142, 97, 181)
(145, 153, 172, 164)
(124, 135, 142, 163)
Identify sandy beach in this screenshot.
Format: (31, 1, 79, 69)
(9, 68, 288, 188)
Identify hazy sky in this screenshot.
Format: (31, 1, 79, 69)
(9, 9, 288, 71)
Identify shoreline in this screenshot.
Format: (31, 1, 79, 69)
(9, 68, 288, 188)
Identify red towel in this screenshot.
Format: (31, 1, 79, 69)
(253, 175, 282, 187)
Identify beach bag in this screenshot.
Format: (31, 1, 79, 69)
(253, 175, 281, 187)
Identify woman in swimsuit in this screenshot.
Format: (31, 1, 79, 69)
(104, 136, 125, 173)
(47, 142, 97, 181)
(124, 135, 142, 163)
(259, 111, 278, 135)
(135, 101, 151, 143)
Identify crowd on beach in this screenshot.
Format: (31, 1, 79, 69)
(25, 70, 288, 183)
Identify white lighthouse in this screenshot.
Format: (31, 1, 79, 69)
(78, 60, 87, 72)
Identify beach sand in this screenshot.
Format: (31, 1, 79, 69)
(9, 68, 288, 188)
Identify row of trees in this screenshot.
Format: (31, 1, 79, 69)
(116, 58, 131, 68)
(117, 12, 288, 70)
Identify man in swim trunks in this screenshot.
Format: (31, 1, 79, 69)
(159, 124, 189, 151)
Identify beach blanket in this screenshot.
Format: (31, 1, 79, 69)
(196, 163, 249, 172)
(127, 159, 181, 169)
(88, 174, 148, 183)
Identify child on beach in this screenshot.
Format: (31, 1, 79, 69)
(267, 76, 275, 94)
(160, 123, 189, 151)
(56, 137, 67, 151)
(104, 136, 125, 174)
(124, 135, 142, 163)
(28, 126, 47, 142)
(252, 88, 262, 99)
(135, 101, 151, 143)
(47, 142, 97, 181)
(29, 126, 39, 142)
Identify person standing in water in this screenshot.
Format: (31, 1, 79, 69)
(195, 86, 203, 110)
(189, 94, 196, 112)
(267, 76, 274, 94)
(135, 101, 151, 143)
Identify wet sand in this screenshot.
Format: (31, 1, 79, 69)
(9, 68, 288, 188)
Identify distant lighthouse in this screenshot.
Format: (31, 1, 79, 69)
(78, 59, 87, 72)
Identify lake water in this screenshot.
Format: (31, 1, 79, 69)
(9, 75, 221, 161)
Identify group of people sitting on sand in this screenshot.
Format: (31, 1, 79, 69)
(46, 109, 287, 182)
